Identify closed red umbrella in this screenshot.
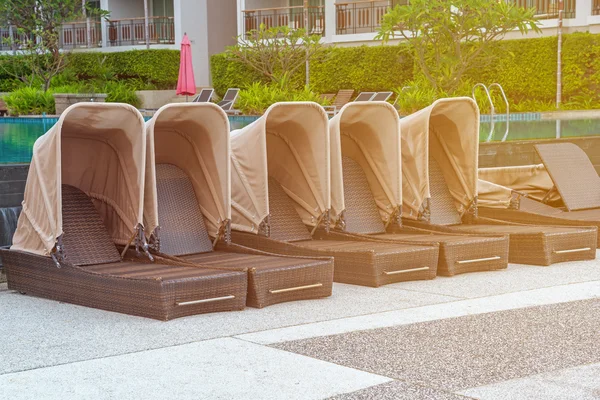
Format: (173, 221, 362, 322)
(176, 33, 196, 100)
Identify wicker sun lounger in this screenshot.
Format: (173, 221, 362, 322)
(328, 102, 508, 276)
(229, 102, 439, 287)
(476, 144, 600, 246)
(1, 103, 248, 320)
(400, 98, 597, 266)
(144, 103, 334, 307)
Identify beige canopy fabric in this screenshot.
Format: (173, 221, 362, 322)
(329, 102, 402, 226)
(478, 164, 559, 205)
(400, 97, 479, 220)
(11, 103, 147, 256)
(145, 103, 231, 239)
(230, 102, 330, 233)
(477, 179, 514, 209)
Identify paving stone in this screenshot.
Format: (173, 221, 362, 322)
(274, 299, 600, 391)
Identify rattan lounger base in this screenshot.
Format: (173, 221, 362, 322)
(479, 197, 600, 247)
(343, 229, 509, 276)
(413, 158, 598, 266)
(339, 156, 508, 276)
(154, 163, 334, 308)
(404, 218, 597, 266)
(176, 247, 334, 308)
(2, 250, 247, 320)
(232, 231, 438, 287)
(1, 185, 248, 320)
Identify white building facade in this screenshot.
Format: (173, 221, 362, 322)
(237, 0, 600, 45)
(0, 0, 238, 87)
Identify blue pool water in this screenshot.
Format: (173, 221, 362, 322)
(2, 114, 600, 164)
(0, 116, 259, 164)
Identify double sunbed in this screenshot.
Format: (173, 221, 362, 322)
(1, 103, 334, 320)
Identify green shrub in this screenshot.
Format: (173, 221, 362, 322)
(212, 33, 600, 112)
(237, 82, 329, 115)
(67, 50, 180, 89)
(3, 87, 55, 115)
(102, 81, 141, 107)
(210, 53, 268, 95)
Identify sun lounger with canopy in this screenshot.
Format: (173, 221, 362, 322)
(477, 144, 600, 246)
(143, 103, 334, 307)
(1, 103, 248, 320)
(327, 102, 509, 276)
(229, 102, 440, 287)
(399, 98, 597, 266)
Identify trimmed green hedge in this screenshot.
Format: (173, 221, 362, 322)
(0, 49, 180, 91)
(211, 33, 600, 110)
(68, 49, 180, 89)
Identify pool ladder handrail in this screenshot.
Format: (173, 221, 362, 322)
(472, 83, 510, 142)
(489, 83, 510, 142)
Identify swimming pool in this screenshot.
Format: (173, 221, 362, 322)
(0, 116, 259, 164)
(2, 114, 600, 164)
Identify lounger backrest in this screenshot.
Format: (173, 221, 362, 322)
(222, 89, 240, 103)
(354, 92, 376, 102)
(535, 143, 600, 211)
(193, 89, 214, 103)
(371, 92, 393, 102)
(61, 185, 122, 266)
(333, 90, 354, 108)
(155, 163, 214, 256)
(341, 157, 387, 234)
(428, 158, 463, 225)
(267, 177, 313, 242)
(218, 100, 233, 111)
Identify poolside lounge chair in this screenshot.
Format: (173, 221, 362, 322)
(327, 102, 508, 276)
(399, 98, 597, 266)
(353, 92, 376, 102)
(144, 103, 334, 307)
(0, 103, 248, 320)
(217, 88, 240, 114)
(324, 89, 354, 116)
(229, 102, 440, 287)
(477, 145, 600, 246)
(192, 88, 214, 103)
(371, 92, 393, 102)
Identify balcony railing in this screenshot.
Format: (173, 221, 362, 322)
(60, 21, 102, 49)
(242, 6, 325, 37)
(0, 26, 34, 51)
(107, 16, 175, 47)
(511, 0, 576, 19)
(335, 0, 576, 35)
(593, 0, 600, 15)
(335, 0, 407, 35)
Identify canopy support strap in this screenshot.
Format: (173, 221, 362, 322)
(213, 219, 232, 247)
(50, 235, 65, 268)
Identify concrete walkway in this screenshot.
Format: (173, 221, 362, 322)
(1, 254, 599, 399)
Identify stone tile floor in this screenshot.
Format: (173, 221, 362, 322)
(1, 254, 599, 399)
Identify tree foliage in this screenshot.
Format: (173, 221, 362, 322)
(377, 0, 541, 92)
(0, 0, 108, 91)
(226, 24, 324, 87)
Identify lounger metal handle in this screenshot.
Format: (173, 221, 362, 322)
(176, 295, 235, 306)
(456, 256, 502, 265)
(384, 266, 430, 275)
(269, 283, 323, 294)
(553, 248, 591, 254)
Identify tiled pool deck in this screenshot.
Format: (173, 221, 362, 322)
(1, 254, 599, 399)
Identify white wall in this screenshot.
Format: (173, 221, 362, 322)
(106, 0, 145, 19)
(176, 0, 210, 87)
